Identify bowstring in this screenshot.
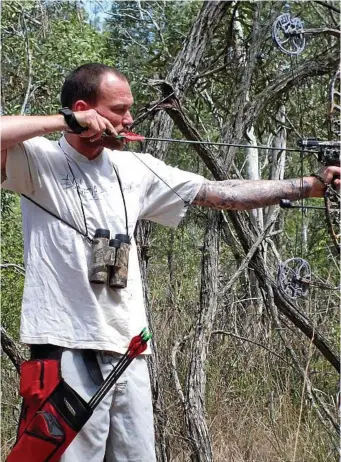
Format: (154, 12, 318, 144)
(288, 51, 306, 260)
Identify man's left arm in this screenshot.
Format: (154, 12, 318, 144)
(192, 167, 340, 210)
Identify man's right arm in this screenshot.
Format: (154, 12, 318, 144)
(1, 115, 69, 152)
(1, 114, 68, 182)
(1, 111, 117, 180)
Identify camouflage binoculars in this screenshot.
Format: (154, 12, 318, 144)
(89, 229, 131, 289)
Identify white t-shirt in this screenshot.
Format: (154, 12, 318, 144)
(3, 135, 204, 353)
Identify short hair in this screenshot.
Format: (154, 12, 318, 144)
(60, 63, 127, 109)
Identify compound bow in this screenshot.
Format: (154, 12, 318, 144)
(272, 10, 340, 299)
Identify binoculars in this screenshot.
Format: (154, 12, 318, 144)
(89, 229, 131, 289)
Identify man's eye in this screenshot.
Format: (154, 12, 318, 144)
(112, 107, 129, 113)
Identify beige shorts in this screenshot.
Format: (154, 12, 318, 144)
(60, 349, 156, 462)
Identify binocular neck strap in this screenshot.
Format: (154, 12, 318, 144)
(60, 141, 130, 240)
(21, 142, 130, 244)
(112, 163, 129, 237)
(21, 194, 93, 244)
(64, 156, 90, 238)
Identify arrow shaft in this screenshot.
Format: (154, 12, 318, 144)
(142, 137, 313, 153)
(284, 205, 326, 210)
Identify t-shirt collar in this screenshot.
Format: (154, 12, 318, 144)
(59, 135, 106, 166)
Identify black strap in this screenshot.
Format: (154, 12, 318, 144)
(29, 345, 103, 386)
(63, 154, 90, 239)
(20, 141, 130, 244)
(112, 163, 129, 237)
(30, 344, 63, 360)
(81, 350, 104, 386)
(19, 141, 91, 243)
(59, 107, 87, 134)
(22, 194, 92, 243)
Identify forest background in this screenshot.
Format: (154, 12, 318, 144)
(1, 1, 340, 461)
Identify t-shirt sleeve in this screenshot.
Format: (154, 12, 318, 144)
(138, 153, 204, 228)
(2, 138, 43, 195)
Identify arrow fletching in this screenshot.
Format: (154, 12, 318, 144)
(116, 132, 146, 143)
(127, 328, 152, 358)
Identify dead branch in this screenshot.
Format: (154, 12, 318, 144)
(248, 53, 340, 126)
(1, 263, 26, 276)
(267, 290, 339, 441)
(211, 330, 291, 365)
(1, 326, 25, 373)
(314, 1, 341, 14)
(20, 13, 33, 114)
(219, 212, 278, 296)
(171, 331, 194, 405)
(304, 27, 341, 38)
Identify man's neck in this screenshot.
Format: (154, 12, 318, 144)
(64, 133, 103, 160)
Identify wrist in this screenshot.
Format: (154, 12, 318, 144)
(41, 114, 68, 134)
(58, 108, 87, 134)
(57, 114, 69, 131)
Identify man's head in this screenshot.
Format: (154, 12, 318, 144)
(61, 63, 128, 109)
(61, 63, 134, 151)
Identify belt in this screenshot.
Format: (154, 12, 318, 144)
(30, 344, 63, 360)
(29, 345, 104, 387)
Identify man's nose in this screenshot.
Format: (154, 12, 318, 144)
(122, 111, 133, 127)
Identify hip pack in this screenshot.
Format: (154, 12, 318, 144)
(7, 329, 151, 462)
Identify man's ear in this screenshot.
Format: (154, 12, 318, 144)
(73, 100, 91, 111)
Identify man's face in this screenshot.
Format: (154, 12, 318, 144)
(90, 73, 134, 150)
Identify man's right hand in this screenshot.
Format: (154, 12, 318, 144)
(73, 109, 117, 142)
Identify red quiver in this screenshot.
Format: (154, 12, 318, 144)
(7, 331, 151, 461)
(7, 359, 92, 462)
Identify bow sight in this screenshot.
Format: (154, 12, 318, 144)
(297, 139, 340, 167)
(280, 137, 340, 211)
(280, 136, 340, 250)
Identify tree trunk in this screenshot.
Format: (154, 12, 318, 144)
(184, 211, 220, 462)
(134, 3, 231, 460)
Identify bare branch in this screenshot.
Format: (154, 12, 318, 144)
(304, 27, 340, 38)
(219, 213, 278, 296)
(1, 326, 25, 373)
(211, 330, 291, 365)
(196, 63, 229, 80)
(20, 14, 33, 115)
(314, 0, 341, 14)
(171, 332, 193, 405)
(1, 263, 25, 276)
(248, 53, 339, 126)
(267, 296, 339, 440)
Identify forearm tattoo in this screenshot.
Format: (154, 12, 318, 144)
(192, 179, 312, 210)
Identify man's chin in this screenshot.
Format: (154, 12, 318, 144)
(91, 137, 126, 151)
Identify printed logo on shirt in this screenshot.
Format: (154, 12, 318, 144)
(60, 173, 105, 201)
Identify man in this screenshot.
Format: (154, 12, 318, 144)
(1, 63, 339, 462)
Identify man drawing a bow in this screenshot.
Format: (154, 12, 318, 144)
(1, 63, 340, 461)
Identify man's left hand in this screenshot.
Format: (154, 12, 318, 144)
(312, 166, 340, 197)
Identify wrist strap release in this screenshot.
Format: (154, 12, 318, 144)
(59, 107, 87, 134)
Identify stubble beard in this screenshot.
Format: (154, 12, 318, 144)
(86, 136, 126, 151)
